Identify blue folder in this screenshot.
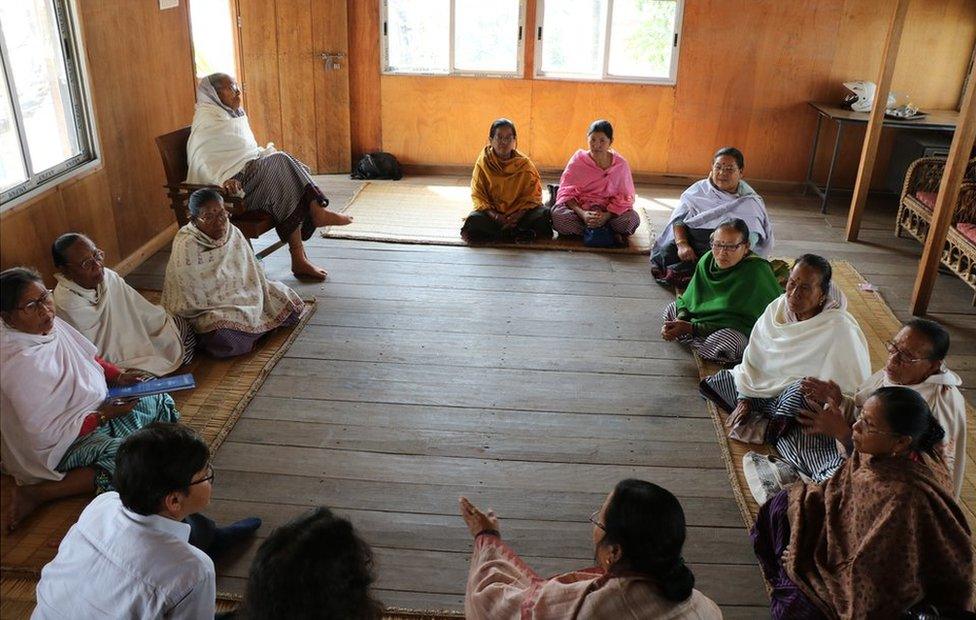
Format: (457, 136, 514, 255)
(106, 373, 196, 400)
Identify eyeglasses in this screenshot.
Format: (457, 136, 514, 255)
(491, 135, 515, 143)
(854, 414, 901, 437)
(67, 248, 105, 271)
(195, 210, 229, 224)
(15, 289, 54, 315)
(189, 463, 215, 486)
(712, 164, 739, 173)
(588, 509, 605, 531)
(710, 241, 745, 252)
(883, 340, 927, 365)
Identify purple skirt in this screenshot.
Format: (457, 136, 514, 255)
(751, 490, 827, 620)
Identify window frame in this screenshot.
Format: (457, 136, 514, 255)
(380, 0, 527, 79)
(0, 0, 100, 210)
(533, 0, 684, 85)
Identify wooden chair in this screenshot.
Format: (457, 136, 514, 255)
(154, 126, 286, 259)
(895, 156, 976, 302)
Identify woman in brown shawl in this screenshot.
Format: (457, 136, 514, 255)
(752, 386, 973, 619)
(460, 479, 722, 619)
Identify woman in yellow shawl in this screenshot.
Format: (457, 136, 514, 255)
(461, 119, 552, 244)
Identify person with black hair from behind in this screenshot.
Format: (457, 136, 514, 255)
(752, 387, 973, 619)
(231, 507, 383, 620)
(460, 479, 722, 619)
(32, 423, 261, 619)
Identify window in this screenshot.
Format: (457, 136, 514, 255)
(188, 0, 238, 79)
(381, 0, 525, 77)
(0, 0, 96, 205)
(535, 0, 683, 84)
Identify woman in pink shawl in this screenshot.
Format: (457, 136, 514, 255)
(460, 479, 722, 619)
(551, 120, 640, 243)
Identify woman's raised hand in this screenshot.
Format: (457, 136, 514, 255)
(222, 179, 243, 195)
(459, 497, 500, 537)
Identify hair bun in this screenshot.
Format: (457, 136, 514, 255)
(918, 415, 946, 453)
(656, 558, 695, 602)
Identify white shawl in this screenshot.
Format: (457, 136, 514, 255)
(53, 269, 185, 376)
(0, 317, 107, 484)
(161, 223, 304, 334)
(652, 178, 775, 257)
(731, 292, 871, 398)
(852, 367, 967, 498)
(185, 103, 275, 185)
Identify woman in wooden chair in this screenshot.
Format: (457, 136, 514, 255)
(752, 387, 972, 618)
(186, 72, 352, 280)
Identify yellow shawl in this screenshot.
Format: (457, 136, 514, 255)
(470, 145, 542, 215)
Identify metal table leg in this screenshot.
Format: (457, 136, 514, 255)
(803, 114, 824, 196)
(821, 121, 845, 214)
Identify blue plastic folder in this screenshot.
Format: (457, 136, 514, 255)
(106, 373, 195, 400)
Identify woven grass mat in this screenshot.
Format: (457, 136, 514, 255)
(693, 260, 976, 554)
(323, 181, 654, 254)
(0, 294, 317, 576)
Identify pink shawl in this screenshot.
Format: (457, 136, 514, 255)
(555, 150, 636, 215)
(465, 534, 722, 619)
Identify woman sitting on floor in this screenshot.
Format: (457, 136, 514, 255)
(699, 254, 871, 449)
(460, 479, 722, 619)
(551, 120, 640, 244)
(461, 118, 552, 244)
(752, 387, 973, 619)
(234, 507, 382, 619)
(52, 233, 194, 376)
(162, 188, 305, 359)
(661, 218, 781, 364)
(651, 147, 774, 287)
(186, 72, 352, 280)
(0, 267, 180, 532)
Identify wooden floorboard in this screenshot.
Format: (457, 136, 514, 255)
(128, 178, 973, 619)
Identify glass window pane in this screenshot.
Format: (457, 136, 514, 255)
(0, 0, 81, 174)
(386, 0, 450, 73)
(454, 0, 520, 73)
(189, 0, 238, 78)
(539, 0, 607, 76)
(0, 69, 27, 192)
(607, 0, 677, 79)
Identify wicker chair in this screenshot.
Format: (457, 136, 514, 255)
(895, 156, 976, 301)
(154, 126, 286, 259)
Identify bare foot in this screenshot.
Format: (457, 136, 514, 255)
(313, 209, 354, 227)
(2, 476, 41, 533)
(292, 259, 327, 281)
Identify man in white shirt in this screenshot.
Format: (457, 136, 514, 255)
(33, 423, 247, 619)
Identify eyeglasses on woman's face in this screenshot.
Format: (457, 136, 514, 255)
(15, 289, 55, 316)
(588, 508, 605, 531)
(711, 164, 739, 174)
(710, 241, 745, 252)
(195, 209, 229, 224)
(68, 248, 105, 271)
(189, 463, 215, 486)
(883, 340, 927, 365)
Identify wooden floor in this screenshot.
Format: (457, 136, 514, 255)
(126, 177, 974, 619)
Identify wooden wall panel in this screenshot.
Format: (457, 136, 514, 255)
(380, 76, 534, 166)
(1, 0, 195, 282)
(347, 0, 382, 161)
(238, 0, 283, 148)
(275, 0, 317, 167)
(360, 0, 976, 184)
(314, 0, 352, 172)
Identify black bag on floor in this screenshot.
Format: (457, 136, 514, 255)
(350, 152, 403, 180)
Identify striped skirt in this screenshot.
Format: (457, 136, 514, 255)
(661, 302, 748, 364)
(233, 151, 328, 242)
(550, 204, 640, 237)
(56, 393, 181, 492)
(703, 371, 842, 481)
(172, 314, 197, 366)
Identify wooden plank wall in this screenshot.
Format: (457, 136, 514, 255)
(0, 0, 196, 282)
(354, 0, 976, 185)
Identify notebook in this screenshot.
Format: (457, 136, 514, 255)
(106, 373, 196, 400)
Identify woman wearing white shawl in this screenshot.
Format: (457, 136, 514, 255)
(700, 255, 871, 462)
(1, 268, 180, 532)
(651, 147, 774, 287)
(161, 189, 305, 358)
(52, 233, 194, 376)
(186, 72, 352, 281)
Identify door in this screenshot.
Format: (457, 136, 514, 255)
(235, 0, 352, 173)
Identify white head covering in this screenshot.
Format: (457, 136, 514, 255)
(196, 73, 244, 118)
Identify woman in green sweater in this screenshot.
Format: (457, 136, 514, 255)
(660, 219, 782, 364)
